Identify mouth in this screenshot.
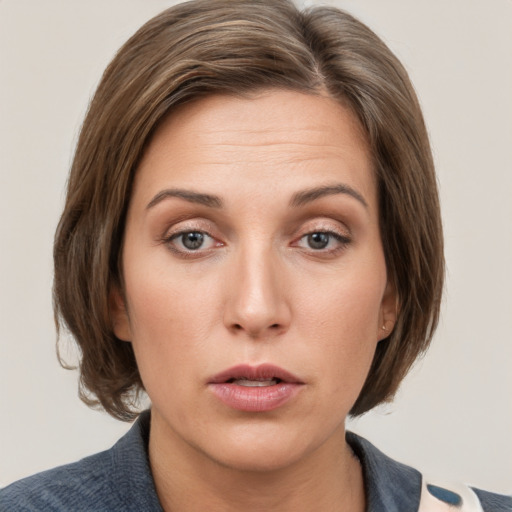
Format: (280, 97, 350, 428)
(227, 378, 281, 387)
(208, 363, 303, 385)
(207, 364, 304, 412)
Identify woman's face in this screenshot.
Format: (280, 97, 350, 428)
(113, 90, 396, 472)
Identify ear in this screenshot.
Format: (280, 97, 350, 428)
(377, 279, 398, 341)
(109, 285, 132, 342)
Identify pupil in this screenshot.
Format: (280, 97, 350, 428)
(308, 232, 329, 249)
(182, 232, 204, 250)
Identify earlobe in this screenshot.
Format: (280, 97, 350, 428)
(109, 286, 132, 342)
(378, 321, 393, 341)
(377, 279, 398, 341)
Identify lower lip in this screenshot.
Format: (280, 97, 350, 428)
(208, 382, 303, 412)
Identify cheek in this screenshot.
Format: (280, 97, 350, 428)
(123, 260, 222, 383)
(297, 262, 385, 336)
(293, 264, 385, 386)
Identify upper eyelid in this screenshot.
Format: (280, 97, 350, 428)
(167, 227, 211, 238)
(163, 219, 216, 237)
(160, 215, 351, 238)
(295, 222, 351, 239)
(302, 225, 347, 234)
(296, 214, 351, 228)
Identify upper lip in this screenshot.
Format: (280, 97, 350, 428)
(208, 364, 304, 384)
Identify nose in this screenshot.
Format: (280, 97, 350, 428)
(223, 245, 291, 339)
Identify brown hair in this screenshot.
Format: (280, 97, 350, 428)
(54, 0, 444, 421)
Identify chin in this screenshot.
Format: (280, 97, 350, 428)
(196, 424, 326, 474)
(210, 444, 307, 474)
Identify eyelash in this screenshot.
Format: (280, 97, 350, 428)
(162, 227, 351, 259)
(163, 230, 219, 258)
(294, 230, 351, 255)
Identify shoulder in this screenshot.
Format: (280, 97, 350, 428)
(347, 432, 512, 512)
(0, 449, 120, 511)
(0, 411, 162, 512)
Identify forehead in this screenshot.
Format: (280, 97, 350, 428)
(134, 89, 376, 211)
(149, 90, 370, 158)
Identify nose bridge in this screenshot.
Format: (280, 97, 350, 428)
(224, 237, 289, 337)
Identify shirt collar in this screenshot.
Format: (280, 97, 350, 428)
(347, 431, 421, 511)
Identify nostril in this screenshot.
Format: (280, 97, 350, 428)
(228, 320, 283, 337)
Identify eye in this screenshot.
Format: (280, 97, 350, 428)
(296, 231, 351, 252)
(306, 232, 330, 250)
(167, 230, 217, 253)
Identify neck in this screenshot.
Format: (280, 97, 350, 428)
(148, 413, 365, 512)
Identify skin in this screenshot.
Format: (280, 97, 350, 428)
(112, 90, 397, 512)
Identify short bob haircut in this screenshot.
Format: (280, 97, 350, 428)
(54, 0, 444, 421)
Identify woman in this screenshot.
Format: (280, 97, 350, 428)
(1, 1, 510, 510)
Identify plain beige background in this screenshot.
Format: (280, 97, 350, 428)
(1, 0, 511, 492)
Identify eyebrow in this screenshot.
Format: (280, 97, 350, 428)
(146, 183, 368, 211)
(289, 183, 368, 209)
(146, 189, 223, 209)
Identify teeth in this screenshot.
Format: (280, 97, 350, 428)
(233, 379, 278, 387)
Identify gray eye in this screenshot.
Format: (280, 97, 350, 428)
(307, 233, 329, 249)
(181, 232, 204, 250)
